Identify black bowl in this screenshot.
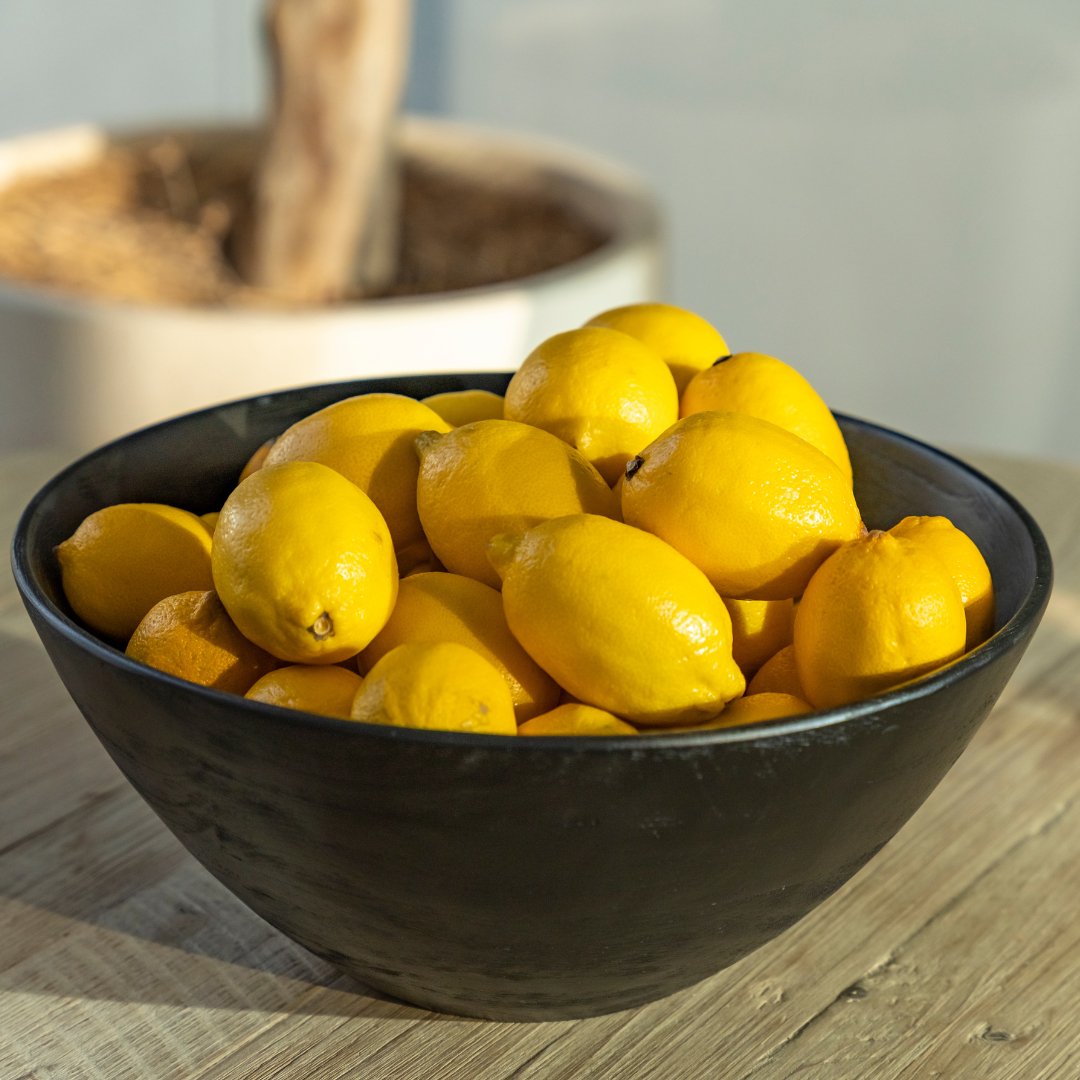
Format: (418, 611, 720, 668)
(11, 373, 1052, 1021)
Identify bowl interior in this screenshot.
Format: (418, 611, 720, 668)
(842, 421, 1045, 639)
(18, 373, 509, 624)
(16, 371, 1048, 696)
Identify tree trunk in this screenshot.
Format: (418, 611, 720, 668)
(236, 0, 411, 303)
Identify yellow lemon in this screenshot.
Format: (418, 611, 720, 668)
(199, 511, 219, 537)
(264, 393, 452, 553)
(585, 301, 729, 394)
(239, 437, 276, 483)
(360, 571, 559, 722)
(723, 597, 796, 679)
(621, 411, 864, 600)
(245, 664, 364, 719)
(518, 703, 638, 736)
(56, 503, 213, 641)
(888, 515, 995, 651)
(719, 692, 812, 725)
(401, 555, 445, 578)
(422, 389, 504, 426)
(680, 352, 852, 481)
(746, 644, 805, 698)
(503, 326, 679, 484)
(794, 531, 967, 709)
(414, 419, 619, 589)
(675, 692, 813, 731)
(126, 589, 279, 694)
(212, 461, 397, 664)
(488, 514, 744, 727)
(396, 539, 442, 577)
(350, 642, 517, 735)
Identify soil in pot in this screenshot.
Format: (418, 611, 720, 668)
(0, 130, 607, 308)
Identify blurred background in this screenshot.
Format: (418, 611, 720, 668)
(2, 0, 1079, 462)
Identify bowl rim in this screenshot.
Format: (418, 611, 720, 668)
(10, 382, 1054, 752)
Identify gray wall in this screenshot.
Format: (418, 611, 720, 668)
(3, 1, 1079, 462)
(0, 1, 263, 134)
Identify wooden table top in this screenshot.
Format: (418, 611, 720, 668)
(2, 447, 1079, 1080)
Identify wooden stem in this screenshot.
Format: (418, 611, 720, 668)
(237, 0, 411, 302)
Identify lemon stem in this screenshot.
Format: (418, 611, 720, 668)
(413, 430, 443, 460)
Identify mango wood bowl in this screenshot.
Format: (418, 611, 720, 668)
(11, 374, 1052, 1020)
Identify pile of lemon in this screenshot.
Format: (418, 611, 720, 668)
(56, 303, 994, 737)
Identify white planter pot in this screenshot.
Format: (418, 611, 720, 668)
(0, 118, 663, 452)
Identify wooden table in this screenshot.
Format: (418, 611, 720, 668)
(2, 448, 1079, 1080)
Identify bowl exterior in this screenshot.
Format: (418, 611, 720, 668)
(12, 376, 1052, 1020)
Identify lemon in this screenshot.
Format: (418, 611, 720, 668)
(621, 411, 864, 600)
(488, 514, 744, 727)
(422, 389, 504, 426)
(503, 326, 679, 484)
(720, 692, 812, 725)
(680, 352, 852, 481)
(669, 692, 813, 731)
(723, 597, 795, 678)
(888, 515, 995, 650)
(518, 703, 637, 736)
(585, 302, 729, 394)
(793, 531, 967, 709)
(414, 419, 619, 589)
(264, 393, 452, 553)
(199, 511, 219, 537)
(212, 461, 398, 664)
(56, 502, 214, 641)
(350, 642, 517, 735)
(245, 664, 365, 719)
(239, 437, 276, 483)
(360, 571, 559, 721)
(396, 539, 442, 577)
(746, 644, 805, 698)
(126, 589, 279, 693)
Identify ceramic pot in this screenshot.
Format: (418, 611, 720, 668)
(0, 119, 662, 452)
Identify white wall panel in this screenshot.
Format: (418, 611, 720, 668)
(443, 0, 1080, 461)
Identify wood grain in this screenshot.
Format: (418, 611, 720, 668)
(236, 0, 410, 301)
(2, 448, 1079, 1078)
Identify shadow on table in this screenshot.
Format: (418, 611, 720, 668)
(0, 631, 477, 1024)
